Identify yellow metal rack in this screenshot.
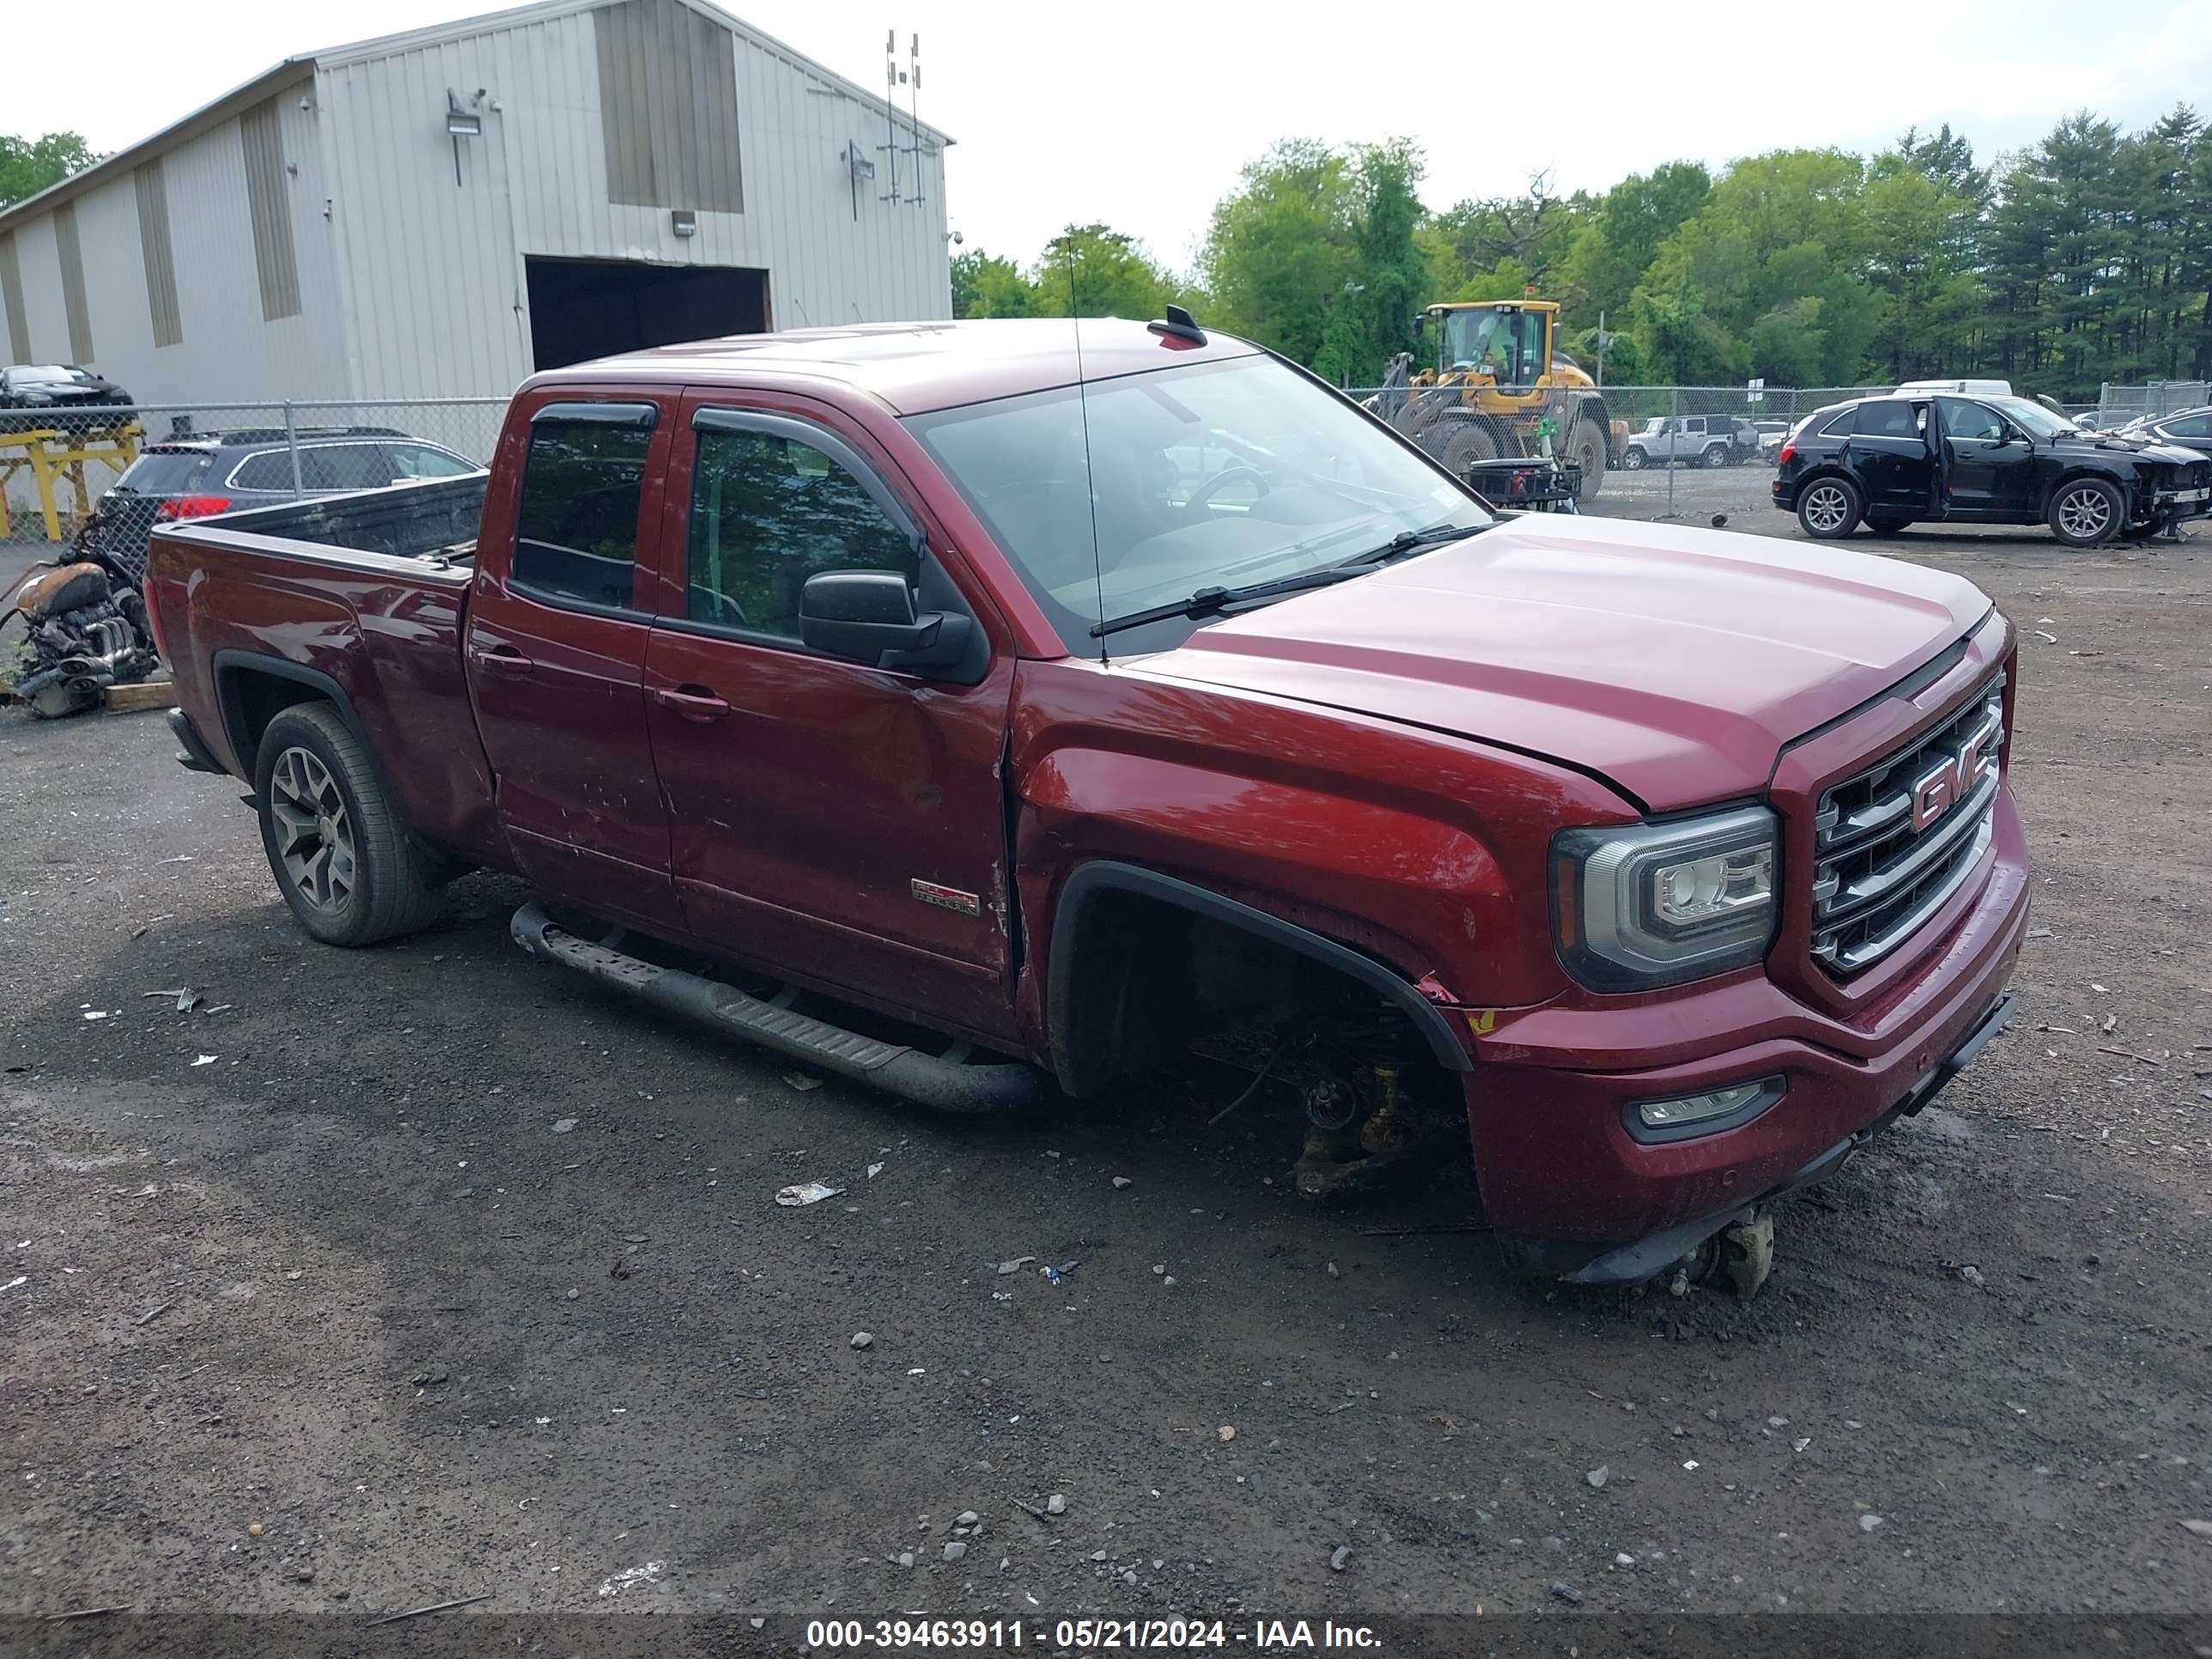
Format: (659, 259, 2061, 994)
(0, 422, 143, 541)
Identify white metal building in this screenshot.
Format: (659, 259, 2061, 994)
(0, 0, 952, 404)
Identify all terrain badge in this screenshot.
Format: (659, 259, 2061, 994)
(910, 878, 981, 916)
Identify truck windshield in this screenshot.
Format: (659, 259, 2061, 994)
(904, 351, 1489, 656)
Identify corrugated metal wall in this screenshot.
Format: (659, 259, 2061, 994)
(594, 0, 744, 213)
(0, 232, 27, 362)
(53, 204, 94, 362)
(320, 0, 950, 398)
(240, 98, 304, 321)
(0, 0, 948, 404)
(0, 76, 345, 401)
(134, 159, 184, 349)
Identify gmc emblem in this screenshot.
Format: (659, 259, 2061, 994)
(1911, 717, 2000, 831)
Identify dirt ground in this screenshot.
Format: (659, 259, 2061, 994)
(3, 488, 2210, 1647)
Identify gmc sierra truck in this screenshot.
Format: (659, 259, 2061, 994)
(143, 317, 2027, 1291)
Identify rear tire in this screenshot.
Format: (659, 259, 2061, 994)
(2048, 477, 2124, 547)
(253, 702, 443, 947)
(1572, 416, 1607, 501)
(1702, 444, 1729, 469)
(1620, 446, 1648, 471)
(1796, 477, 1863, 539)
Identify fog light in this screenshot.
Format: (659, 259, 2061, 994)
(1632, 1077, 1784, 1134)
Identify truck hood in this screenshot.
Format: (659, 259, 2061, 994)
(1131, 514, 1991, 811)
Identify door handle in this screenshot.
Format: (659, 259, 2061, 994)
(653, 683, 732, 721)
(470, 643, 535, 673)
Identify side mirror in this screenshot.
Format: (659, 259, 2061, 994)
(799, 568, 973, 675)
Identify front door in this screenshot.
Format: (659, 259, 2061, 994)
(1936, 397, 2038, 517)
(1848, 398, 1936, 514)
(465, 393, 684, 933)
(641, 394, 1018, 1043)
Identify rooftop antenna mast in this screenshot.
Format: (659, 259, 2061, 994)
(906, 33, 925, 206)
(878, 30, 903, 206)
(877, 29, 929, 208)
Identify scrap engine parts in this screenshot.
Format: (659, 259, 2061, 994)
(5, 560, 159, 719)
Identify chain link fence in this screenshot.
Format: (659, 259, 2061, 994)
(1341, 382, 1891, 512)
(2097, 382, 2209, 425)
(3, 398, 505, 572)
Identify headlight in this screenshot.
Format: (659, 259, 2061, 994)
(1552, 805, 1778, 990)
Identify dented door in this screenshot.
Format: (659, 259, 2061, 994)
(640, 392, 1019, 1044)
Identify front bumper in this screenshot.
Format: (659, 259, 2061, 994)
(2147, 486, 2210, 528)
(1463, 797, 2029, 1283)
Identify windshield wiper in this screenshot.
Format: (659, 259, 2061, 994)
(1088, 566, 1376, 639)
(1330, 520, 1491, 569)
(1088, 521, 1491, 641)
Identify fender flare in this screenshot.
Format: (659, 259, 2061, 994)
(208, 649, 417, 833)
(1046, 860, 1474, 1094)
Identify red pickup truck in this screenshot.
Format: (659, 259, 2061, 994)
(143, 317, 2027, 1289)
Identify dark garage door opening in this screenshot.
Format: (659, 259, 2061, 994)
(525, 257, 769, 371)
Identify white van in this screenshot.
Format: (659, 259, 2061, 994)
(1894, 378, 2014, 398)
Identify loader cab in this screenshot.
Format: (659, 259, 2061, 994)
(1428, 304, 1550, 389)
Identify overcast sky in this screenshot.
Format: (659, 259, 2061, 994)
(16, 1, 2212, 274)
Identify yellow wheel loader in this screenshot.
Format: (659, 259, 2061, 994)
(1371, 301, 1617, 502)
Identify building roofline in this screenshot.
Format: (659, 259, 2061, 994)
(0, 0, 950, 241)
(0, 60, 314, 237)
(317, 0, 953, 146)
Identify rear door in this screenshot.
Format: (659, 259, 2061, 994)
(1847, 398, 1936, 513)
(464, 392, 685, 933)
(640, 391, 1018, 1042)
(1936, 397, 2036, 516)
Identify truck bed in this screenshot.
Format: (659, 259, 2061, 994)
(144, 474, 507, 869)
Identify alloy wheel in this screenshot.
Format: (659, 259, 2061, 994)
(2055, 485, 2113, 543)
(1802, 483, 1850, 533)
(268, 746, 357, 915)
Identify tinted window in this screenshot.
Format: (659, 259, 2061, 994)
(299, 444, 392, 490)
(388, 443, 479, 479)
(229, 451, 297, 491)
(685, 426, 916, 639)
(2161, 412, 2211, 439)
(1857, 400, 1921, 440)
(115, 449, 214, 494)
(1683, 417, 1704, 434)
(513, 416, 651, 610)
(1815, 406, 1856, 438)
(1938, 398, 2008, 442)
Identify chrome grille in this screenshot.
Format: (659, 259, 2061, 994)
(1811, 673, 2005, 975)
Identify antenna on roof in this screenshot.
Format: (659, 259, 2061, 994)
(874, 27, 931, 210)
(906, 33, 925, 207)
(879, 29, 902, 207)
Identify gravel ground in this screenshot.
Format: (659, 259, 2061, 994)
(3, 495, 2209, 1643)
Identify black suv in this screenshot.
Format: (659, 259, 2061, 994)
(0, 363, 134, 433)
(1772, 392, 2212, 547)
(82, 426, 480, 577)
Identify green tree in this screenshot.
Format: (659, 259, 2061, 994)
(951, 249, 1036, 319)
(0, 131, 97, 210)
(1559, 161, 1711, 326)
(1199, 140, 1358, 367)
(1029, 224, 1174, 319)
(1313, 141, 1427, 386)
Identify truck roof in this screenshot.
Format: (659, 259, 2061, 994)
(526, 318, 1263, 416)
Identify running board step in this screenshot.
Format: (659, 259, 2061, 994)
(509, 902, 1043, 1115)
